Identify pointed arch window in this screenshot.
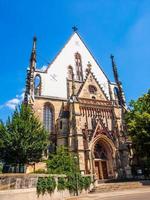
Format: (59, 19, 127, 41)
(114, 87, 121, 105)
(43, 103, 54, 133)
(67, 65, 73, 80)
(75, 52, 83, 82)
(34, 74, 41, 96)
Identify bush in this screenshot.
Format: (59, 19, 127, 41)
(46, 176, 56, 194)
(47, 146, 78, 175)
(66, 173, 91, 194)
(36, 175, 91, 196)
(83, 176, 91, 190)
(36, 176, 56, 196)
(37, 177, 47, 196)
(57, 177, 67, 191)
(66, 174, 77, 194)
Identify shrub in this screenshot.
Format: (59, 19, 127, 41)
(66, 173, 77, 194)
(57, 177, 67, 191)
(46, 176, 56, 194)
(36, 176, 56, 196)
(83, 176, 91, 190)
(37, 177, 47, 196)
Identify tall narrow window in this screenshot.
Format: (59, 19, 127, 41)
(34, 74, 41, 96)
(67, 65, 73, 80)
(43, 103, 54, 133)
(75, 52, 83, 82)
(114, 87, 121, 105)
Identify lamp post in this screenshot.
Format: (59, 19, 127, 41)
(74, 155, 79, 196)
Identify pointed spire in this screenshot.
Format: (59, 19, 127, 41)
(30, 36, 37, 70)
(110, 54, 125, 106)
(24, 36, 37, 105)
(110, 54, 119, 83)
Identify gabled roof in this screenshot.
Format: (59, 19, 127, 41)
(35, 31, 110, 99)
(91, 122, 108, 141)
(45, 31, 109, 81)
(77, 70, 109, 101)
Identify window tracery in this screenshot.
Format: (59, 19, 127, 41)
(89, 85, 97, 94)
(94, 143, 107, 160)
(43, 103, 54, 133)
(67, 65, 73, 80)
(34, 74, 41, 96)
(75, 52, 83, 81)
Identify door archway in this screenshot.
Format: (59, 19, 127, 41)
(91, 134, 116, 180)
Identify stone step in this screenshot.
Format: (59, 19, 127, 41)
(91, 181, 150, 193)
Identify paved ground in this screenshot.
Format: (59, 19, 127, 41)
(101, 193, 150, 200)
(67, 188, 150, 200)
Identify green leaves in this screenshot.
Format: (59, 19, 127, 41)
(125, 89, 150, 159)
(36, 176, 56, 196)
(45, 147, 91, 195)
(47, 146, 79, 175)
(36, 175, 91, 196)
(57, 177, 67, 191)
(37, 177, 47, 196)
(0, 104, 48, 166)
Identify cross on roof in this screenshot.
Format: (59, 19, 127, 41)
(72, 26, 78, 32)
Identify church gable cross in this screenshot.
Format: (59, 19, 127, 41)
(72, 26, 78, 32)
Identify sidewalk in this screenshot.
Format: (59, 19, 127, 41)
(66, 187, 150, 200)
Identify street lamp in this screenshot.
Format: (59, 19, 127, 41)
(74, 155, 79, 196)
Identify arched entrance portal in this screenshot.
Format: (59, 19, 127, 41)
(92, 135, 116, 180)
(94, 143, 108, 179)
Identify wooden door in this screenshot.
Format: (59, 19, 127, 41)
(95, 161, 101, 179)
(101, 161, 108, 179)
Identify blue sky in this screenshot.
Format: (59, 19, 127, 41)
(0, 0, 149, 121)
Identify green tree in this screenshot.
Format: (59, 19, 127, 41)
(125, 89, 150, 163)
(47, 146, 79, 175)
(0, 104, 48, 169)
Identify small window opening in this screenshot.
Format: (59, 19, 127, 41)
(92, 96, 96, 99)
(60, 121, 62, 129)
(89, 85, 97, 94)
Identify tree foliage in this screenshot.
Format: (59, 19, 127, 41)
(0, 104, 48, 165)
(37, 176, 56, 196)
(46, 146, 91, 194)
(125, 89, 150, 160)
(47, 146, 79, 175)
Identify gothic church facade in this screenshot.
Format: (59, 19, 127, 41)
(24, 30, 131, 180)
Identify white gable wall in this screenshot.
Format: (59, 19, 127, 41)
(35, 33, 110, 99)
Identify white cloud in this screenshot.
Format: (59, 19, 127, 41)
(0, 93, 24, 110)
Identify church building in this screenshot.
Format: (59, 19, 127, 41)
(24, 29, 131, 180)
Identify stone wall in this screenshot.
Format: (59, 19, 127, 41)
(0, 174, 92, 200)
(0, 174, 46, 190)
(0, 188, 72, 200)
(0, 174, 72, 190)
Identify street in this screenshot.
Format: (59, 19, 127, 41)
(72, 188, 150, 200)
(95, 192, 150, 200)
